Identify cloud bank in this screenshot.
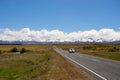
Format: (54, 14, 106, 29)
(0, 28, 120, 42)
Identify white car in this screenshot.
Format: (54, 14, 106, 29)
(69, 48, 75, 53)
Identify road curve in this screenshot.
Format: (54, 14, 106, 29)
(53, 47, 120, 80)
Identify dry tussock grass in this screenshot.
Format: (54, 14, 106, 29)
(0, 44, 92, 80)
(50, 51, 92, 80)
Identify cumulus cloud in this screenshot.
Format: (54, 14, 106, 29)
(0, 28, 120, 42)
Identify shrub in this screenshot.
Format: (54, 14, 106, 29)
(0, 50, 2, 54)
(82, 46, 95, 50)
(3, 50, 6, 53)
(108, 47, 119, 52)
(10, 47, 19, 52)
(20, 48, 27, 54)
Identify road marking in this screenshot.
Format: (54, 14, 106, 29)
(54, 48, 107, 80)
(62, 55, 107, 80)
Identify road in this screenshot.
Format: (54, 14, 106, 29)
(54, 47, 120, 80)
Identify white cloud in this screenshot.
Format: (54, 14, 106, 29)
(0, 28, 120, 42)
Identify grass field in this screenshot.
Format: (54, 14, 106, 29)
(57, 43, 120, 61)
(0, 44, 91, 80)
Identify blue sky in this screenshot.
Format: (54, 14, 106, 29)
(0, 0, 120, 32)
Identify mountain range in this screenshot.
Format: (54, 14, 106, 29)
(0, 40, 120, 45)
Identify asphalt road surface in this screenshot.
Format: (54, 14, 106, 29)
(54, 47, 120, 80)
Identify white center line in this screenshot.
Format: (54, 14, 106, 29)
(63, 55, 107, 80)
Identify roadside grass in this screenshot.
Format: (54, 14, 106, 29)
(57, 44, 120, 61)
(50, 50, 92, 80)
(0, 45, 51, 80)
(0, 44, 92, 80)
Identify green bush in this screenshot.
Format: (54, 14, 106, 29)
(0, 50, 2, 54)
(82, 46, 96, 50)
(108, 47, 119, 52)
(20, 48, 27, 54)
(3, 50, 6, 53)
(9, 47, 19, 52)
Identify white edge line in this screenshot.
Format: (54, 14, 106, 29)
(60, 53, 107, 80)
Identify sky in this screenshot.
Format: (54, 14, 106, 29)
(0, 0, 120, 42)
